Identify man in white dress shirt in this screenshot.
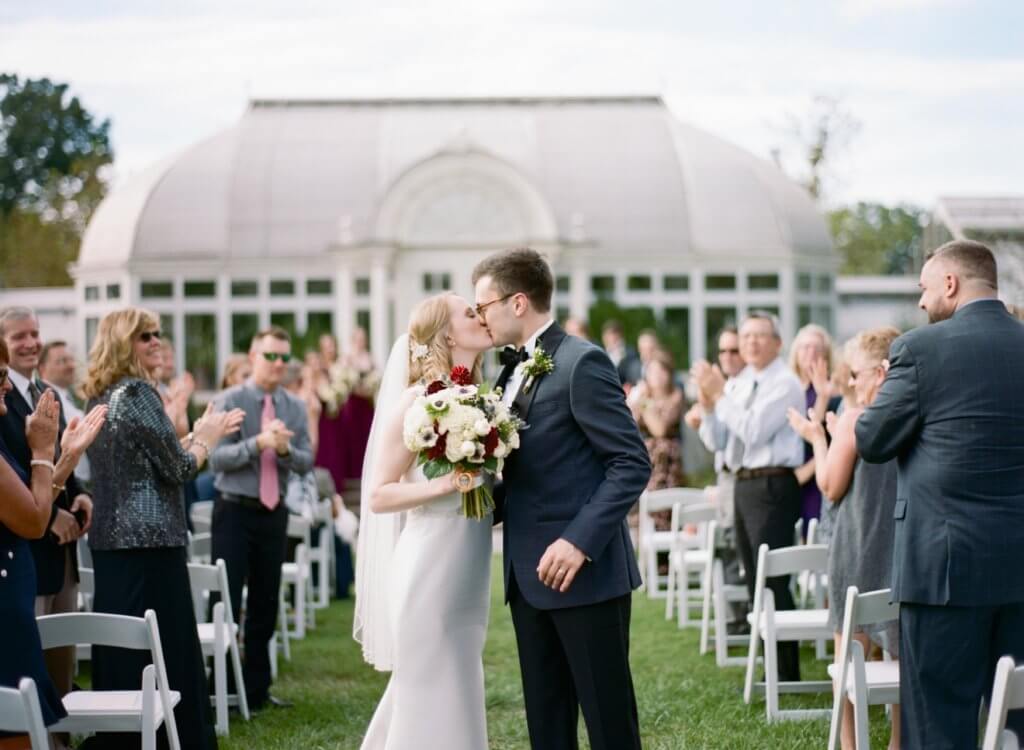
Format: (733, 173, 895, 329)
(38, 340, 89, 483)
(692, 312, 805, 680)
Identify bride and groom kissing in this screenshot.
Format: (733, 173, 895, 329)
(355, 247, 652, 750)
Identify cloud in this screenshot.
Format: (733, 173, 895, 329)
(837, 0, 970, 21)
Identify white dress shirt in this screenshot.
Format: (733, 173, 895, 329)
(501, 319, 555, 406)
(55, 385, 90, 482)
(700, 356, 805, 470)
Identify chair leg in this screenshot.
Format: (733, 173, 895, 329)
(229, 634, 250, 720)
(665, 550, 676, 620)
(700, 561, 714, 655)
(827, 663, 846, 750)
(743, 612, 760, 704)
(214, 640, 228, 735)
(764, 629, 779, 721)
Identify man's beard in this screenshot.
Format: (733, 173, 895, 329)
(926, 306, 953, 324)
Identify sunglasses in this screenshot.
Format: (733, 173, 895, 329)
(474, 293, 517, 319)
(261, 352, 292, 363)
(138, 330, 162, 343)
(719, 348, 741, 355)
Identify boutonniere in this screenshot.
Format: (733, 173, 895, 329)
(519, 345, 554, 394)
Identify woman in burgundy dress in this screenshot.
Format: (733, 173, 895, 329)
(313, 334, 347, 489)
(334, 327, 377, 487)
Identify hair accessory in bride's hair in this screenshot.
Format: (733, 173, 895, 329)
(410, 340, 429, 361)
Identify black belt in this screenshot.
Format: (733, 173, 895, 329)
(734, 466, 794, 481)
(219, 492, 277, 511)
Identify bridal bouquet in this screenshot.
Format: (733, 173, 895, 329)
(402, 366, 523, 519)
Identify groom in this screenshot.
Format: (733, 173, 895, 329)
(474, 248, 650, 750)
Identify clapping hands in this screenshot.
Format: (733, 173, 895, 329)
(689, 360, 726, 408)
(61, 405, 108, 460)
(193, 403, 246, 447)
(257, 418, 294, 455)
(787, 406, 825, 443)
(26, 389, 60, 459)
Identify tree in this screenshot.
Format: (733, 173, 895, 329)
(0, 74, 113, 286)
(773, 95, 861, 203)
(827, 202, 927, 275)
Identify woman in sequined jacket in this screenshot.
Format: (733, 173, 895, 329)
(83, 308, 243, 750)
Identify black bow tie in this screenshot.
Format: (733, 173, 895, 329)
(499, 347, 529, 367)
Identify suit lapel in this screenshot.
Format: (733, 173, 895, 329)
(6, 385, 31, 424)
(512, 323, 567, 422)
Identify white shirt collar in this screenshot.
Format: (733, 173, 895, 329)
(7, 368, 34, 405)
(523, 319, 555, 355)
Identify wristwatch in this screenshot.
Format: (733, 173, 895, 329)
(454, 471, 475, 492)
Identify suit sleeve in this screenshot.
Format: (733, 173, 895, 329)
(855, 337, 922, 463)
(561, 348, 652, 560)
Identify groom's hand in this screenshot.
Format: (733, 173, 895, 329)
(537, 538, 586, 593)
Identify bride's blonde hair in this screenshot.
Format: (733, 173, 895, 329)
(407, 293, 483, 386)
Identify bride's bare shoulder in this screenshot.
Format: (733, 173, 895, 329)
(401, 385, 425, 403)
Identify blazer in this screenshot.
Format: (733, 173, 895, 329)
(855, 299, 1024, 606)
(497, 323, 651, 610)
(0, 379, 86, 596)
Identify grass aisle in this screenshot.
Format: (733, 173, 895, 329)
(222, 559, 892, 749)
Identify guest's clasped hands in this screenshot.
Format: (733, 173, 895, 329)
(256, 417, 293, 455)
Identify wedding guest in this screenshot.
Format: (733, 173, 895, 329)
(0, 341, 104, 750)
(83, 307, 243, 750)
(601, 319, 642, 386)
(788, 327, 901, 750)
(155, 339, 192, 438)
(210, 326, 313, 710)
(856, 240, 1024, 749)
(629, 348, 686, 494)
(314, 334, 346, 491)
(334, 326, 377, 486)
(691, 311, 805, 682)
(219, 353, 252, 390)
(788, 324, 841, 539)
(561, 316, 590, 341)
(0, 307, 92, 704)
(636, 328, 660, 378)
(38, 341, 89, 484)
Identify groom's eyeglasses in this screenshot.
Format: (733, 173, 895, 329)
(475, 293, 516, 320)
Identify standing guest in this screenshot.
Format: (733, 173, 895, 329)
(691, 311, 805, 682)
(601, 319, 642, 387)
(0, 307, 93, 704)
(561, 316, 590, 341)
(38, 340, 90, 485)
(856, 240, 1024, 749)
(155, 339, 192, 438)
(219, 353, 252, 390)
(313, 334, 346, 491)
(210, 326, 313, 710)
(789, 324, 840, 539)
(334, 326, 376, 487)
(0, 342, 105, 750)
(83, 307, 243, 750)
(636, 328, 660, 379)
(788, 327, 901, 750)
(629, 348, 686, 493)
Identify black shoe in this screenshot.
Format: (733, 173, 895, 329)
(264, 694, 293, 709)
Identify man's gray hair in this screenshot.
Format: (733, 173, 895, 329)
(742, 310, 782, 340)
(0, 306, 38, 338)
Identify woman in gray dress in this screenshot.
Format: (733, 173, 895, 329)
(788, 326, 901, 750)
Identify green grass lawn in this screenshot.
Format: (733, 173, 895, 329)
(220, 559, 894, 749)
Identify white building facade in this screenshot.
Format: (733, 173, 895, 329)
(71, 96, 839, 388)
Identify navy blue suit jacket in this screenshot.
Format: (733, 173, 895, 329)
(855, 300, 1024, 606)
(497, 323, 650, 610)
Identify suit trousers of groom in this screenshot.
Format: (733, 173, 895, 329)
(508, 572, 641, 750)
(734, 471, 802, 681)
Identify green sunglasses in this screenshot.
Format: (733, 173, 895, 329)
(261, 352, 292, 363)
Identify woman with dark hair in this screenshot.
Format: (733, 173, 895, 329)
(0, 338, 106, 750)
(629, 347, 686, 494)
(82, 308, 244, 750)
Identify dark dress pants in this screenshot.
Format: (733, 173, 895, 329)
(900, 601, 1024, 749)
(734, 471, 802, 682)
(210, 499, 288, 707)
(508, 572, 641, 750)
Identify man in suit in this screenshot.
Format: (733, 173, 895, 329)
(474, 248, 651, 750)
(601, 319, 643, 387)
(856, 240, 1024, 749)
(0, 306, 92, 700)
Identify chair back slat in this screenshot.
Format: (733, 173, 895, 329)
(853, 587, 898, 627)
(678, 502, 718, 525)
(761, 544, 829, 578)
(78, 566, 95, 594)
(37, 612, 151, 650)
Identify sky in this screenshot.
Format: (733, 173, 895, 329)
(1, 0, 1021, 208)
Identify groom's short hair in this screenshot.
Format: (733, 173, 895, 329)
(473, 248, 554, 313)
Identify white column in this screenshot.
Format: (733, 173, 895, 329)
(370, 257, 391, 362)
(335, 264, 354, 347)
(570, 258, 588, 321)
(779, 266, 796, 345)
(216, 272, 231, 379)
(690, 269, 706, 363)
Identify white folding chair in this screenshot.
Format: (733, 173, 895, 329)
(188, 559, 251, 736)
(190, 500, 214, 534)
(665, 502, 716, 628)
(827, 587, 900, 750)
(37, 610, 182, 750)
(188, 532, 212, 564)
(280, 515, 314, 638)
(74, 567, 95, 671)
(699, 520, 752, 667)
(983, 656, 1024, 750)
(0, 678, 50, 750)
(743, 543, 833, 722)
(638, 487, 708, 598)
(311, 498, 335, 611)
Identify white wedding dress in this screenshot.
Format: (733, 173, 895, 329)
(359, 463, 493, 750)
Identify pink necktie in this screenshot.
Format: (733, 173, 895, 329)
(259, 394, 280, 510)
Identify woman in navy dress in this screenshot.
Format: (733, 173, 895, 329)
(0, 339, 106, 749)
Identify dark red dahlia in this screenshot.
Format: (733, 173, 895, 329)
(427, 430, 447, 461)
(483, 427, 500, 457)
(450, 366, 472, 386)
(425, 379, 446, 395)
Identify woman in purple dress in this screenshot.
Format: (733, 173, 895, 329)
(335, 327, 377, 487)
(313, 334, 347, 489)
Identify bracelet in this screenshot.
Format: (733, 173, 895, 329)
(52, 482, 66, 494)
(191, 437, 211, 456)
(30, 459, 55, 472)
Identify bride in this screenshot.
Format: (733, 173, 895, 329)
(355, 293, 496, 750)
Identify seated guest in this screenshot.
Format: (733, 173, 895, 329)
(601, 319, 642, 387)
(0, 341, 105, 750)
(561, 316, 590, 341)
(82, 308, 243, 750)
(629, 348, 686, 495)
(788, 326, 901, 750)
